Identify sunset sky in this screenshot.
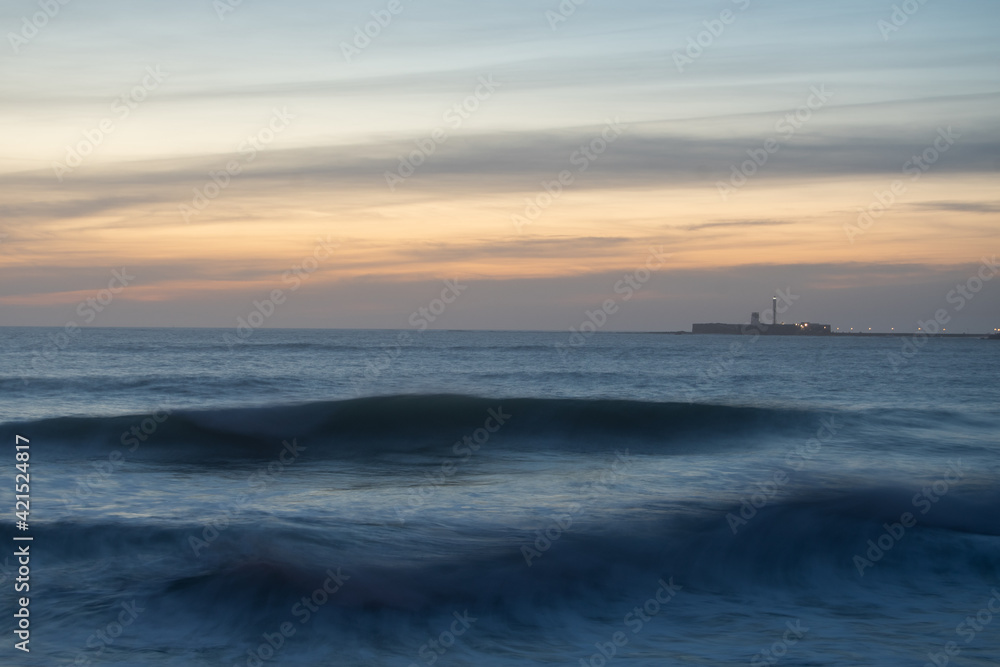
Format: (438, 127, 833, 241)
(1, 0, 998, 332)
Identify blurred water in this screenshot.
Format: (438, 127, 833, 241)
(0, 327, 997, 666)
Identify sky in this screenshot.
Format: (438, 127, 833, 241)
(0, 0, 998, 333)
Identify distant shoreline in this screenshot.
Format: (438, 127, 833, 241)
(0, 326, 995, 338)
(650, 331, 996, 338)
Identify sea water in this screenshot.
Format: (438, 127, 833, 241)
(0, 328, 997, 666)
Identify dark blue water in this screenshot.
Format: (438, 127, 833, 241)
(1, 328, 998, 666)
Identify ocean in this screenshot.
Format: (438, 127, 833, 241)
(1, 327, 998, 666)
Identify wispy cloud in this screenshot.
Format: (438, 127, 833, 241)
(680, 219, 794, 232)
(908, 201, 1000, 214)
